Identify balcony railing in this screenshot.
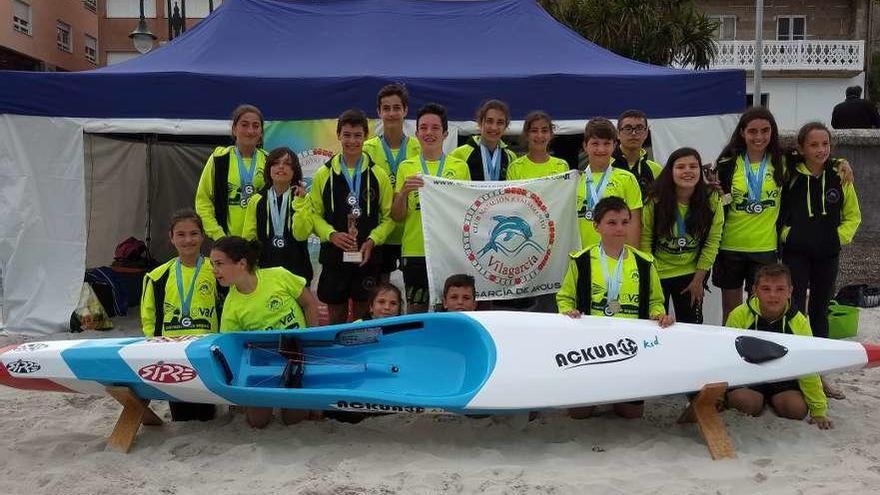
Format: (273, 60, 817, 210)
(711, 40, 864, 71)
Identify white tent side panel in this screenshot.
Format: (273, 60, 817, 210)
(0, 115, 86, 335)
(648, 114, 740, 167)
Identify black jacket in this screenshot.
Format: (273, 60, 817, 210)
(831, 97, 880, 129)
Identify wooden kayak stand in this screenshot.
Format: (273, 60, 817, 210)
(99, 383, 736, 458)
(678, 382, 736, 460)
(105, 386, 163, 453)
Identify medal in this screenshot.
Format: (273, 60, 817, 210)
(743, 152, 769, 211)
(599, 244, 625, 318)
(419, 153, 447, 178)
(604, 300, 621, 316)
(675, 208, 688, 246)
(584, 210, 594, 221)
(351, 207, 361, 218)
(609, 300, 622, 313)
(341, 156, 364, 212)
(272, 238, 286, 248)
(479, 141, 502, 181)
(268, 188, 290, 241)
(175, 256, 204, 331)
(585, 166, 612, 215)
(234, 147, 258, 200)
(380, 135, 408, 177)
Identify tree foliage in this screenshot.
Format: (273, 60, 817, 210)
(539, 0, 719, 69)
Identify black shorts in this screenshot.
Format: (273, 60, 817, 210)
(377, 244, 402, 275)
(402, 256, 429, 306)
(317, 262, 379, 305)
(738, 380, 801, 400)
(711, 250, 777, 291)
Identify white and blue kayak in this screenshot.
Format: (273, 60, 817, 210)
(1, 312, 878, 414)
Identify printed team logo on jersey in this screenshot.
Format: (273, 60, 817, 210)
(198, 281, 213, 296)
(138, 362, 197, 383)
(11, 343, 48, 352)
(227, 182, 243, 206)
(463, 187, 555, 287)
(360, 276, 377, 291)
(145, 335, 205, 344)
(6, 359, 41, 374)
(826, 188, 841, 204)
(268, 294, 284, 312)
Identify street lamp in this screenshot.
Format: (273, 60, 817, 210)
(129, 0, 156, 54)
(753, 0, 764, 107)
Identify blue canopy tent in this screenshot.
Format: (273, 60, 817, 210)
(0, 0, 744, 335)
(0, 0, 743, 120)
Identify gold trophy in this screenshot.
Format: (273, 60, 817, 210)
(342, 209, 362, 263)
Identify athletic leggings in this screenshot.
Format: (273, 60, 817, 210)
(782, 252, 839, 339)
(661, 274, 704, 324)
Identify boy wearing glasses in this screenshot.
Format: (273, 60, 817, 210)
(611, 109, 663, 201)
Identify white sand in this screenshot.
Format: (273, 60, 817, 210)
(1, 311, 879, 495)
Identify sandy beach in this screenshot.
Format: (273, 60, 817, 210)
(0, 308, 879, 495)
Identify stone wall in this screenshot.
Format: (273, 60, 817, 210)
(694, 0, 863, 41)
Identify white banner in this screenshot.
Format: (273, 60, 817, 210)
(421, 172, 580, 305)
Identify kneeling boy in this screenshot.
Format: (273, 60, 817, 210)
(725, 263, 833, 429)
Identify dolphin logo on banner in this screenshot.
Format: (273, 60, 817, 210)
(477, 215, 544, 257)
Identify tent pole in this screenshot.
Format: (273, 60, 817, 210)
(753, 0, 764, 107)
(145, 134, 156, 254)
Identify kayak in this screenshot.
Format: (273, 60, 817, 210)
(1, 311, 877, 414)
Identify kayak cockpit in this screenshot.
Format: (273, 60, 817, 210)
(194, 313, 496, 406)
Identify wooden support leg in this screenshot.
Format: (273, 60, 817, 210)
(105, 386, 163, 453)
(677, 382, 736, 460)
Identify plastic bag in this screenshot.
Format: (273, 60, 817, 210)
(835, 284, 880, 308)
(69, 283, 113, 332)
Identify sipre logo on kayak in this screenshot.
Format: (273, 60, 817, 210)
(138, 362, 197, 383)
(11, 343, 48, 352)
(333, 400, 447, 414)
(6, 359, 41, 374)
(555, 338, 639, 369)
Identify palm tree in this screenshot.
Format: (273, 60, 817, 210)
(539, 0, 719, 70)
